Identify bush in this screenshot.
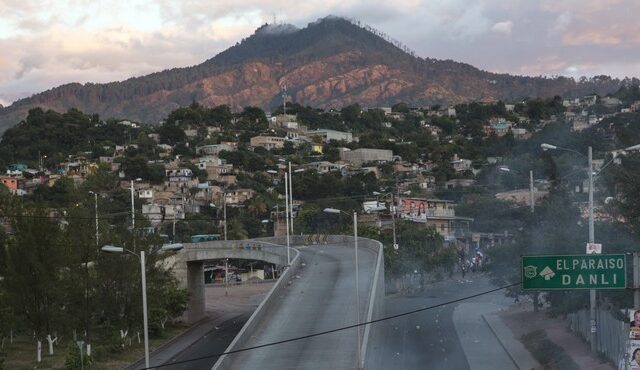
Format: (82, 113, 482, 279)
(64, 343, 93, 370)
(521, 330, 580, 370)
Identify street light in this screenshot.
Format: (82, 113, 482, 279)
(130, 178, 142, 248)
(323, 207, 362, 369)
(101, 242, 183, 368)
(288, 163, 304, 235)
(88, 191, 99, 248)
(541, 142, 640, 352)
(497, 166, 535, 213)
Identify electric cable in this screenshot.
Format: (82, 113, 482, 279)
(137, 280, 522, 369)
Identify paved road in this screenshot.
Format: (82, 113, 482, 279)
(161, 313, 249, 370)
(372, 274, 516, 370)
(219, 244, 378, 370)
(128, 283, 273, 370)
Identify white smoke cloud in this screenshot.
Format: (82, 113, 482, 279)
(491, 21, 513, 35)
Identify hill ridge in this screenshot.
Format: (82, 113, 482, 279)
(0, 16, 630, 131)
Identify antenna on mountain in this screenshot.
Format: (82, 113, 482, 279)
(272, 13, 277, 25)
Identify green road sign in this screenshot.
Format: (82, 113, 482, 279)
(521, 254, 626, 290)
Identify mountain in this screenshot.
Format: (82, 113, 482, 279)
(0, 16, 630, 131)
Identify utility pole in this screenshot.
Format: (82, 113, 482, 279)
(172, 219, 177, 243)
(284, 173, 290, 265)
(353, 211, 362, 369)
(634, 253, 640, 309)
(225, 258, 229, 296)
(588, 146, 597, 353)
(391, 193, 397, 250)
(140, 250, 150, 368)
(289, 162, 294, 235)
(529, 170, 535, 213)
(223, 191, 228, 241)
(130, 180, 136, 251)
(89, 191, 99, 248)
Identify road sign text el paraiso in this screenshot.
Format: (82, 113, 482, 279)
(522, 254, 626, 290)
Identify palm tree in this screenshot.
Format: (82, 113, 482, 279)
(247, 196, 268, 218)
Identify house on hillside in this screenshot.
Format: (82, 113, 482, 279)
(250, 136, 286, 150)
(339, 148, 393, 167)
(398, 197, 472, 239)
(306, 129, 354, 143)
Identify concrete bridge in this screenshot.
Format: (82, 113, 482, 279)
(171, 238, 295, 324)
(169, 235, 385, 369)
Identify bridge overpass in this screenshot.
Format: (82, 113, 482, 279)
(169, 235, 385, 369)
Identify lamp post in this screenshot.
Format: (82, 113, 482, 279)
(291, 167, 304, 235)
(130, 178, 142, 250)
(223, 190, 228, 241)
(541, 142, 640, 353)
(323, 208, 361, 369)
(498, 167, 535, 213)
(88, 191, 99, 247)
(101, 243, 183, 368)
(284, 173, 290, 265)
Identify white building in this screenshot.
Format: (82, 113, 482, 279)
(250, 136, 286, 150)
(306, 129, 354, 143)
(340, 148, 393, 167)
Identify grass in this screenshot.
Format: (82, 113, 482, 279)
(1, 324, 189, 370)
(521, 329, 581, 370)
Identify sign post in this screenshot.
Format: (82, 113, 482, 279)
(522, 254, 626, 290)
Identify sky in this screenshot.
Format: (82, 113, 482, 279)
(1, 0, 639, 106)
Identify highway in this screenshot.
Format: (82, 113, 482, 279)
(218, 243, 378, 370)
(371, 274, 516, 370)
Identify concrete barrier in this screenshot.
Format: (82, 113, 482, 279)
(212, 244, 301, 369)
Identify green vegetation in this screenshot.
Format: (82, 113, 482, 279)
(0, 168, 188, 368)
(1, 82, 640, 366)
(521, 330, 580, 370)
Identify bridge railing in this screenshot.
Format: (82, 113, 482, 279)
(212, 242, 302, 369)
(210, 235, 385, 370)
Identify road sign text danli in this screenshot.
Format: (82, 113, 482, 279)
(522, 254, 626, 290)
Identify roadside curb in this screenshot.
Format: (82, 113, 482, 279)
(482, 313, 540, 370)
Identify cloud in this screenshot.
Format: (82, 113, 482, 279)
(491, 20, 513, 35)
(550, 12, 572, 34)
(1, 0, 640, 106)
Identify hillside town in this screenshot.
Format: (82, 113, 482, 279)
(1, 90, 637, 250)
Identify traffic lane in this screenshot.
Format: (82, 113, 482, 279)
(453, 302, 516, 370)
(376, 295, 468, 370)
(374, 275, 509, 370)
(160, 313, 249, 370)
(220, 244, 378, 370)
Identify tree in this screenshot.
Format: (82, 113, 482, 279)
(158, 124, 186, 145)
(227, 219, 249, 240)
(247, 196, 268, 218)
(391, 102, 409, 113)
(4, 206, 65, 337)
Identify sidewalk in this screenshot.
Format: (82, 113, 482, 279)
(499, 302, 613, 370)
(482, 312, 540, 370)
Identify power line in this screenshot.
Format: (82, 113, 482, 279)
(141, 280, 521, 369)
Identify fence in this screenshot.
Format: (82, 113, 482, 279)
(567, 308, 629, 369)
